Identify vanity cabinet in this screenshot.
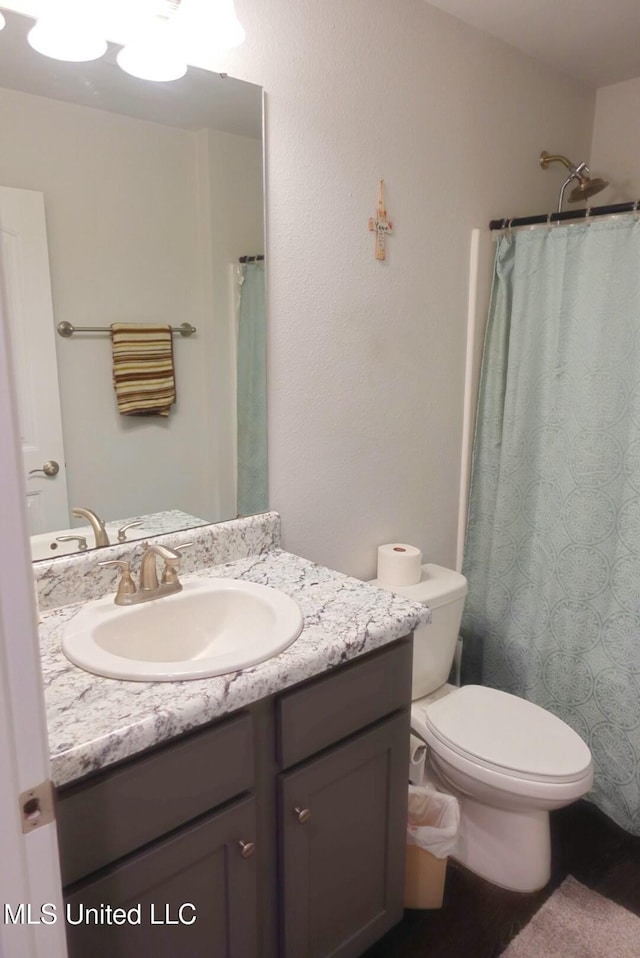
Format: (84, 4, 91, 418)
(279, 714, 408, 958)
(55, 636, 413, 958)
(57, 712, 259, 958)
(64, 796, 258, 958)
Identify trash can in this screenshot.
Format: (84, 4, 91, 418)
(405, 784, 460, 909)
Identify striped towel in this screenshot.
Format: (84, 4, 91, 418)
(111, 323, 176, 417)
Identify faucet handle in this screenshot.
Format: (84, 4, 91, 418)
(174, 542, 193, 555)
(99, 559, 137, 605)
(160, 543, 192, 586)
(56, 535, 88, 552)
(117, 520, 144, 543)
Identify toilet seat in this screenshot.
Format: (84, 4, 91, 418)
(414, 685, 592, 785)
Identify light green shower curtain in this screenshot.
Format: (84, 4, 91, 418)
(237, 260, 268, 516)
(462, 217, 640, 834)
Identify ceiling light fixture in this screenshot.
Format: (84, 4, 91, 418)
(116, 26, 187, 82)
(116, 0, 187, 82)
(23, 0, 247, 80)
(205, 0, 246, 48)
(27, 1, 108, 63)
(182, 0, 246, 60)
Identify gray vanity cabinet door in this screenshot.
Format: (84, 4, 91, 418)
(64, 794, 258, 958)
(279, 712, 409, 958)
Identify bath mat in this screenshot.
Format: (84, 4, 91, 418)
(501, 875, 640, 957)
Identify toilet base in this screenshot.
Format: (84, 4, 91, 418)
(452, 795, 551, 892)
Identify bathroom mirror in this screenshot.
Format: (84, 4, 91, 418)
(0, 9, 266, 561)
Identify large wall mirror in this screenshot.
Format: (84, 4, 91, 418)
(0, 9, 267, 562)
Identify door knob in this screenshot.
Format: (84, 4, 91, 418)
(238, 840, 256, 859)
(294, 807, 311, 825)
(28, 460, 59, 478)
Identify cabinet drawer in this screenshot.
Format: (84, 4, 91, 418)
(277, 637, 412, 769)
(57, 712, 254, 886)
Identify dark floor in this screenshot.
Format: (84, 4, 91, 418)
(363, 800, 640, 958)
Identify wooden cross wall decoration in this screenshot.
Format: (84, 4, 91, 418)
(368, 179, 393, 261)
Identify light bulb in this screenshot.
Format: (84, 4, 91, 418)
(28, 16, 107, 62)
(116, 20, 187, 82)
(211, 0, 246, 48)
(177, 0, 246, 58)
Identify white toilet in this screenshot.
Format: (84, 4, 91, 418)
(372, 563, 593, 893)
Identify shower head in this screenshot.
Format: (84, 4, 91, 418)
(539, 150, 609, 212)
(568, 176, 609, 203)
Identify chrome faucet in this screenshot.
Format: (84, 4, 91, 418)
(72, 507, 110, 548)
(100, 542, 191, 606)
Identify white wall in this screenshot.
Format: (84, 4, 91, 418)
(0, 87, 207, 520)
(591, 77, 640, 200)
(192, 0, 595, 578)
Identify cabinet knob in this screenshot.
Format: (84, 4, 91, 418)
(294, 806, 311, 825)
(238, 840, 256, 859)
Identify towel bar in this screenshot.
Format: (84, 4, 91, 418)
(57, 321, 197, 338)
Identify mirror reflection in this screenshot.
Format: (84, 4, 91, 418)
(0, 9, 267, 561)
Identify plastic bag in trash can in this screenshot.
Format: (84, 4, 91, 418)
(407, 784, 460, 859)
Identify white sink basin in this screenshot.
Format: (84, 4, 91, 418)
(61, 578, 304, 681)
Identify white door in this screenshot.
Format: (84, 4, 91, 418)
(0, 186, 69, 533)
(0, 239, 68, 958)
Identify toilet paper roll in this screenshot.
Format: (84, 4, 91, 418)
(377, 543, 422, 586)
(409, 734, 427, 785)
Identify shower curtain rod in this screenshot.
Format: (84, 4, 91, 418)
(490, 200, 640, 231)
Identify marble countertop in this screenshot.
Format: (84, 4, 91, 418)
(41, 549, 431, 788)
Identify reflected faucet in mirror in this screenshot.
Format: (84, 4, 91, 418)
(117, 520, 144, 543)
(56, 534, 88, 552)
(71, 508, 109, 548)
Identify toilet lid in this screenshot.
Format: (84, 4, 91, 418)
(423, 685, 592, 782)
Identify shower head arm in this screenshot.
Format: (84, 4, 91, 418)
(540, 151, 577, 173)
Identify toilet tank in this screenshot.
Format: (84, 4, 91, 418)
(371, 563, 468, 699)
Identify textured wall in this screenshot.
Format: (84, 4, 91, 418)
(199, 0, 595, 579)
(591, 77, 640, 201)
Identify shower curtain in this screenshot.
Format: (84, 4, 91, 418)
(237, 259, 268, 516)
(462, 217, 640, 834)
